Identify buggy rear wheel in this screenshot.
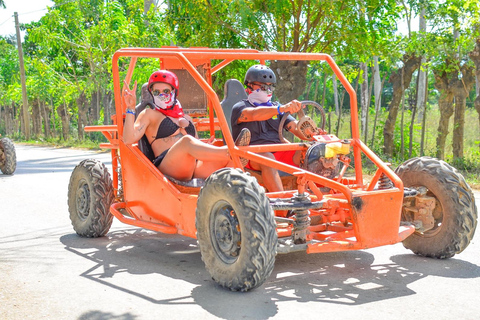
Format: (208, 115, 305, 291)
(68, 159, 114, 237)
(196, 168, 277, 291)
(0, 137, 16, 175)
(395, 157, 477, 258)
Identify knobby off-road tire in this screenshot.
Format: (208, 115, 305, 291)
(68, 159, 114, 237)
(395, 157, 478, 259)
(196, 168, 277, 291)
(0, 137, 16, 175)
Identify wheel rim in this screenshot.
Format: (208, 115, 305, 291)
(406, 187, 444, 237)
(75, 179, 91, 221)
(210, 200, 241, 264)
(422, 190, 443, 236)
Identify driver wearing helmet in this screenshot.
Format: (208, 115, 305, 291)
(231, 64, 310, 192)
(123, 70, 250, 181)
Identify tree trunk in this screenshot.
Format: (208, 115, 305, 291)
(360, 62, 368, 141)
(451, 65, 475, 160)
(91, 90, 100, 123)
(420, 67, 429, 156)
(383, 54, 421, 157)
(103, 90, 113, 125)
(469, 38, 480, 152)
(41, 100, 51, 138)
(2, 104, 14, 135)
(50, 97, 56, 139)
(333, 72, 339, 116)
(416, 7, 427, 123)
(433, 68, 455, 160)
(144, 0, 155, 14)
(373, 56, 381, 113)
(400, 90, 405, 160)
(371, 73, 386, 148)
(77, 91, 88, 140)
(58, 99, 70, 141)
(409, 103, 416, 158)
(270, 60, 308, 104)
(32, 98, 42, 137)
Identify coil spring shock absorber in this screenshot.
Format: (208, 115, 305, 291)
(292, 192, 311, 244)
(377, 173, 394, 190)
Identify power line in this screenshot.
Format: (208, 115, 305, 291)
(0, 16, 11, 27)
(16, 8, 49, 17)
(0, 0, 75, 34)
(3, 0, 78, 23)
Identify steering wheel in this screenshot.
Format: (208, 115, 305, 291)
(278, 100, 326, 142)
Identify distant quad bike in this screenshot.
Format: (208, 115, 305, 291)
(0, 134, 16, 175)
(67, 48, 478, 291)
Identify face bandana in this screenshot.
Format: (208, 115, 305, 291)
(248, 89, 273, 106)
(153, 92, 185, 118)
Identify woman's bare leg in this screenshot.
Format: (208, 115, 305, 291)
(193, 159, 232, 179)
(159, 135, 230, 180)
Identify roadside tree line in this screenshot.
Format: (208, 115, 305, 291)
(0, 0, 479, 163)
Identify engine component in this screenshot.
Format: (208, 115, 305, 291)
(301, 143, 339, 179)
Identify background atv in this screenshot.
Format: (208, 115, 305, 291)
(0, 134, 16, 175)
(67, 47, 478, 291)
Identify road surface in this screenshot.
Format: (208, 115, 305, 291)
(1, 145, 480, 319)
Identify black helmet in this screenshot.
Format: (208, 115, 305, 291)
(244, 64, 276, 85)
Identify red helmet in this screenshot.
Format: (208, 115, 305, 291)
(148, 70, 179, 92)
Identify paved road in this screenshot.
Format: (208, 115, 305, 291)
(1, 145, 480, 320)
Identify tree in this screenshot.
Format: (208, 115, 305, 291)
(470, 39, 480, 152)
(428, 0, 479, 160)
(383, 53, 421, 157)
(19, 0, 173, 139)
(165, 0, 400, 102)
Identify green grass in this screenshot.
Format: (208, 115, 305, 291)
(317, 105, 480, 189)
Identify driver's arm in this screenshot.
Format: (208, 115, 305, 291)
(237, 100, 303, 123)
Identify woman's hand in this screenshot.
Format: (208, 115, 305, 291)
(207, 135, 215, 144)
(122, 80, 138, 110)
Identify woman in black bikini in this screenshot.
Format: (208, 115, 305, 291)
(122, 70, 249, 181)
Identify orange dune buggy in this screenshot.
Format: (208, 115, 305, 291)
(68, 47, 478, 291)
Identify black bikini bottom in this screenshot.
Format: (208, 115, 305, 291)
(153, 148, 170, 167)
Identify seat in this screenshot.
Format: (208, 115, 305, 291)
(133, 85, 205, 192)
(220, 79, 247, 131)
(135, 103, 156, 163)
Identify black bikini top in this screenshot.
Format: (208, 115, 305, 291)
(153, 117, 196, 141)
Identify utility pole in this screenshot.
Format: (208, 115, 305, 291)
(14, 12, 31, 140)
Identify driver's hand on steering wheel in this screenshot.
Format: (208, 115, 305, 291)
(281, 100, 303, 114)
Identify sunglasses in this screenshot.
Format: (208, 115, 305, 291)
(152, 88, 172, 96)
(252, 83, 276, 93)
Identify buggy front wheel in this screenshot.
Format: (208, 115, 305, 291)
(196, 168, 277, 291)
(68, 159, 114, 237)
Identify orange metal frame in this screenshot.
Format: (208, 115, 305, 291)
(85, 47, 415, 253)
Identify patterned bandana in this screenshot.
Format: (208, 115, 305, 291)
(153, 92, 185, 118)
(248, 89, 273, 106)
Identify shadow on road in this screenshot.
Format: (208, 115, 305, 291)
(60, 229, 480, 319)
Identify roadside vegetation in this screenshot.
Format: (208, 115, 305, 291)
(1, 0, 479, 187)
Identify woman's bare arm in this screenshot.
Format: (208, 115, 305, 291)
(122, 80, 149, 144)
